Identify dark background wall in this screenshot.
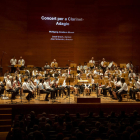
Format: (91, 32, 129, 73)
(0, 0, 140, 72)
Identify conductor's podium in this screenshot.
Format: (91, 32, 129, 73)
(74, 96, 101, 103)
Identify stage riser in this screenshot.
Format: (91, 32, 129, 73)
(74, 96, 100, 103)
(0, 126, 11, 132)
(0, 108, 12, 132)
(0, 120, 12, 125)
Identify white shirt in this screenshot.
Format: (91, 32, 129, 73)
(115, 81, 122, 87)
(34, 79, 40, 85)
(135, 81, 140, 89)
(18, 59, 25, 66)
(89, 60, 95, 64)
(22, 82, 32, 91)
(38, 83, 44, 90)
(32, 70, 38, 76)
(43, 81, 51, 89)
(94, 70, 98, 75)
(28, 81, 36, 90)
(10, 59, 17, 65)
(129, 73, 136, 78)
(83, 65, 88, 70)
(101, 61, 106, 67)
(118, 83, 128, 92)
(126, 63, 133, 69)
(6, 80, 12, 90)
(77, 66, 83, 70)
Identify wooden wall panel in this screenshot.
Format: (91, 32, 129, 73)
(0, 0, 140, 73)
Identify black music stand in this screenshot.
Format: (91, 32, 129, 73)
(65, 78, 74, 104)
(96, 83, 99, 98)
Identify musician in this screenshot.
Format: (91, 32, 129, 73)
(88, 75, 94, 92)
(62, 77, 70, 97)
(115, 67, 122, 75)
(51, 59, 58, 67)
(32, 68, 38, 77)
(89, 57, 95, 64)
(51, 78, 59, 98)
(10, 56, 17, 73)
(6, 76, 17, 99)
(104, 69, 110, 78)
(68, 67, 71, 75)
(34, 75, 40, 86)
(41, 67, 46, 74)
(102, 78, 112, 96)
(94, 67, 99, 75)
(112, 77, 122, 99)
(99, 69, 103, 76)
(24, 67, 30, 76)
(18, 56, 25, 70)
(84, 76, 94, 95)
(128, 70, 136, 80)
(22, 78, 34, 100)
(85, 68, 91, 74)
(38, 79, 49, 101)
(44, 62, 50, 68)
(15, 67, 20, 75)
(43, 78, 56, 99)
(4, 70, 11, 77)
(73, 76, 80, 96)
(129, 78, 140, 100)
(13, 77, 21, 96)
(126, 61, 133, 70)
(83, 62, 88, 70)
(62, 70, 68, 77)
(116, 78, 128, 102)
(5, 75, 10, 83)
(0, 80, 4, 97)
(101, 58, 106, 73)
(77, 63, 83, 71)
(52, 70, 59, 78)
(28, 77, 36, 91)
(45, 70, 49, 75)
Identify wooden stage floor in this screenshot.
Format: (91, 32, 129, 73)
(0, 91, 139, 105)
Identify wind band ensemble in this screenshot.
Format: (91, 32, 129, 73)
(0, 56, 140, 103)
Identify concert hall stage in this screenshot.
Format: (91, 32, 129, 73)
(0, 92, 140, 119)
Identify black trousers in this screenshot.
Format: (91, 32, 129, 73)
(102, 87, 112, 96)
(23, 90, 32, 99)
(129, 88, 140, 99)
(6, 89, 17, 99)
(101, 66, 106, 73)
(116, 90, 127, 100)
(57, 87, 63, 96)
(79, 85, 85, 94)
(11, 65, 16, 73)
(62, 86, 70, 96)
(46, 89, 56, 99)
(40, 90, 50, 100)
(0, 87, 4, 95)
